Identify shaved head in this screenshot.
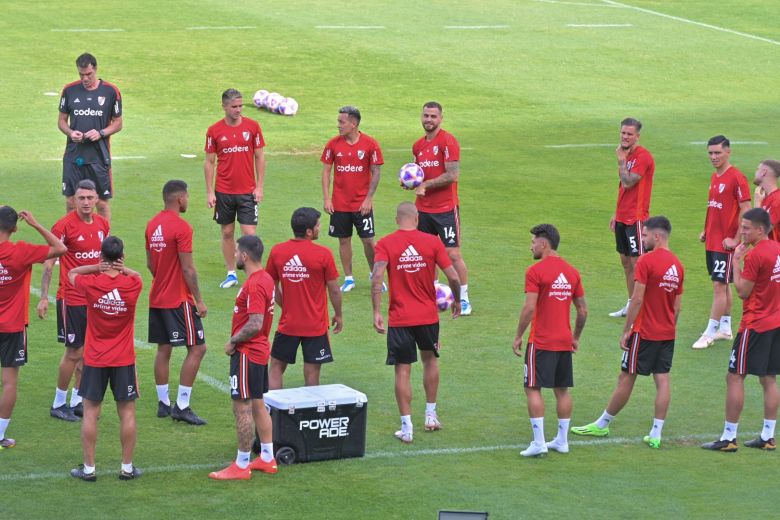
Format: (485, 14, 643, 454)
(396, 202, 418, 229)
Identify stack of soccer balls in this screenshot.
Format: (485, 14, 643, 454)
(253, 90, 298, 116)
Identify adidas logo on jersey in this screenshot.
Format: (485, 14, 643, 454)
(150, 224, 166, 251)
(95, 288, 128, 315)
(398, 245, 426, 273)
(551, 273, 571, 290)
(660, 264, 681, 292)
(772, 255, 780, 283)
(283, 254, 309, 282)
(77, 235, 85, 241)
(550, 273, 572, 301)
(0, 261, 10, 283)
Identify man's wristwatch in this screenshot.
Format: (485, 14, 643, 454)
(99, 129, 106, 138)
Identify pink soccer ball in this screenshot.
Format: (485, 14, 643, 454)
(398, 163, 425, 189)
(435, 283, 454, 312)
(278, 97, 298, 116)
(266, 92, 284, 113)
(253, 90, 269, 108)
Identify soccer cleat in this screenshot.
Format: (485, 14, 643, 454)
(171, 404, 207, 425)
(382, 282, 388, 293)
(50, 404, 79, 422)
(521, 442, 548, 457)
(744, 437, 776, 450)
(643, 436, 661, 449)
(248, 457, 278, 474)
(72, 402, 83, 418)
(713, 330, 733, 341)
(340, 279, 355, 293)
(424, 413, 442, 431)
(157, 401, 171, 418)
(219, 273, 238, 289)
(460, 299, 472, 316)
(701, 438, 738, 452)
(70, 464, 97, 482)
(692, 334, 715, 350)
(0, 438, 16, 450)
(608, 305, 628, 318)
(545, 438, 569, 453)
(571, 422, 609, 437)
(119, 466, 143, 480)
(208, 462, 251, 480)
(394, 430, 413, 444)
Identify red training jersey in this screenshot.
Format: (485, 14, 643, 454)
(205, 117, 265, 194)
(761, 189, 780, 242)
(52, 211, 110, 305)
(413, 129, 460, 213)
(615, 145, 654, 225)
(704, 166, 751, 253)
(232, 269, 275, 365)
(375, 229, 452, 327)
(525, 255, 585, 351)
(74, 273, 142, 367)
(738, 239, 780, 333)
(0, 241, 50, 333)
(266, 239, 338, 337)
(321, 132, 384, 212)
(632, 248, 684, 341)
(146, 210, 195, 308)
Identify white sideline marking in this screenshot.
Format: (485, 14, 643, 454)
(265, 150, 320, 156)
(690, 141, 768, 146)
(601, 0, 780, 47)
(0, 431, 757, 481)
(180, 154, 197, 158)
(567, 23, 632, 27)
(50, 28, 124, 32)
(186, 26, 256, 30)
(316, 26, 385, 29)
(544, 143, 614, 148)
(42, 156, 146, 161)
(536, 0, 621, 6)
(444, 25, 510, 30)
(43, 92, 58, 96)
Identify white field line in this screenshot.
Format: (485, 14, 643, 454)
(316, 26, 385, 30)
(544, 143, 614, 148)
(601, 0, 780, 47)
(186, 26, 256, 30)
(0, 431, 756, 482)
(43, 92, 58, 96)
(535, 0, 622, 6)
(444, 26, 510, 30)
(50, 28, 124, 32)
(567, 23, 632, 27)
(42, 156, 146, 161)
(385, 147, 474, 153)
(689, 141, 768, 146)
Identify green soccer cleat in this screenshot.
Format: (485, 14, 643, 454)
(643, 436, 661, 449)
(571, 422, 609, 437)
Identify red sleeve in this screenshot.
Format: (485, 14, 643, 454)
(324, 251, 339, 282)
(144, 223, 152, 252)
(770, 197, 780, 226)
(253, 121, 265, 149)
(18, 242, 50, 266)
(741, 250, 760, 283)
(374, 239, 389, 264)
(176, 223, 193, 254)
(629, 151, 651, 176)
(433, 241, 453, 271)
(371, 139, 384, 166)
(51, 219, 66, 244)
(321, 140, 334, 165)
(265, 252, 279, 282)
(72, 273, 94, 295)
(573, 272, 585, 298)
(247, 280, 270, 315)
(736, 174, 751, 203)
(444, 133, 460, 162)
(205, 128, 216, 153)
(677, 264, 685, 295)
(525, 266, 540, 294)
(634, 256, 649, 285)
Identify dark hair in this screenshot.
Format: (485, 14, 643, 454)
(338, 105, 361, 124)
(644, 216, 672, 234)
(76, 53, 97, 69)
(743, 208, 771, 234)
(0, 206, 18, 233)
(707, 135, 730, 148)
(76, 179, 97, 192)
(761, 159, 780, 178)
(101, 236, 124, 262)
(291, 207, 321, 238)
(530, 224, 560, 250)
(620, 118, 642, 132)
(423, 101, 443, 112)
(163, 180, 188, 202)
(237, 235, 264, 262)
(222, 88, 242, 104)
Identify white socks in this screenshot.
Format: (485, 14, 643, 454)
(649, 418, 665, 439)
(260, 442, 274, 463)
(0, 417, 9, 440)
(425, 402, 436, 415)
(704, 319, 719, 337)
(53, 387, 68, 408)
(530, 417, 545, 444)
(177, 385, 192, 410)
(156, 384, 170, 405)
(69, 388, 82, 408)
(719, 315, 732, 334)
(721, 421, 738, 441)
(236, 450, 251, 469)
(121, 462, 133, 473)
(401, 415, 413, 434)
(762, 419, 776, 441)
(461, 284, 469, 302)
(596, 410, 615, 429)
(555, 418, 570, 444)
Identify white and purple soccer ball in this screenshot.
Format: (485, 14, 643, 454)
(435, 283, 454, 312)
(398, 163, 424, 189)
(253, 90, 269, 109)
(278, 97, 298, 116)
(266, 92, 284, 113)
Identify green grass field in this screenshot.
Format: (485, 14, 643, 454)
(2, 0, 780, 517)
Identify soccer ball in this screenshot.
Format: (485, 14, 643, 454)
(253, 90, 269, 108)
(398, 163, 424, 189)
(266, 92, 284, 113)
(435, 283, 454, 312)
(278, 97, 298, 116)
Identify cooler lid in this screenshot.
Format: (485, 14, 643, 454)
(264, 384, 368, 409)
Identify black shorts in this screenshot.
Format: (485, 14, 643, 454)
(214, 192, 258, 226)
(230, 352, 268, 400)
(148, 303, 206, 347)
(621, 333, 674, 375)
(524, 345, 573, 388)
(80, 364, 139, 402)
(729, 328, 780, 376)
(614, 221, 643, 257)
(0, 329, 27, 368)
(418, 208, 460, 248)
(56, 299, 87, 348)
(386, 323, 440, 365)
(271, 332, 333, 364)
(706, 250, 734, 283)
(328, 210, 375, 239)
(62, 160, 112, 200)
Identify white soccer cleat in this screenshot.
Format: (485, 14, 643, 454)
(424, 413, 442, 431)
(713, 330, 733, 341)
(394, 430, 413, 444)
(340, 279, 355, 293)
(545, 438, 569, 453)
(692, 334, 715, 350)
(521, 441, 548, 457)
(608, 305, 628, 318)
(460, 299, 472, 316)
